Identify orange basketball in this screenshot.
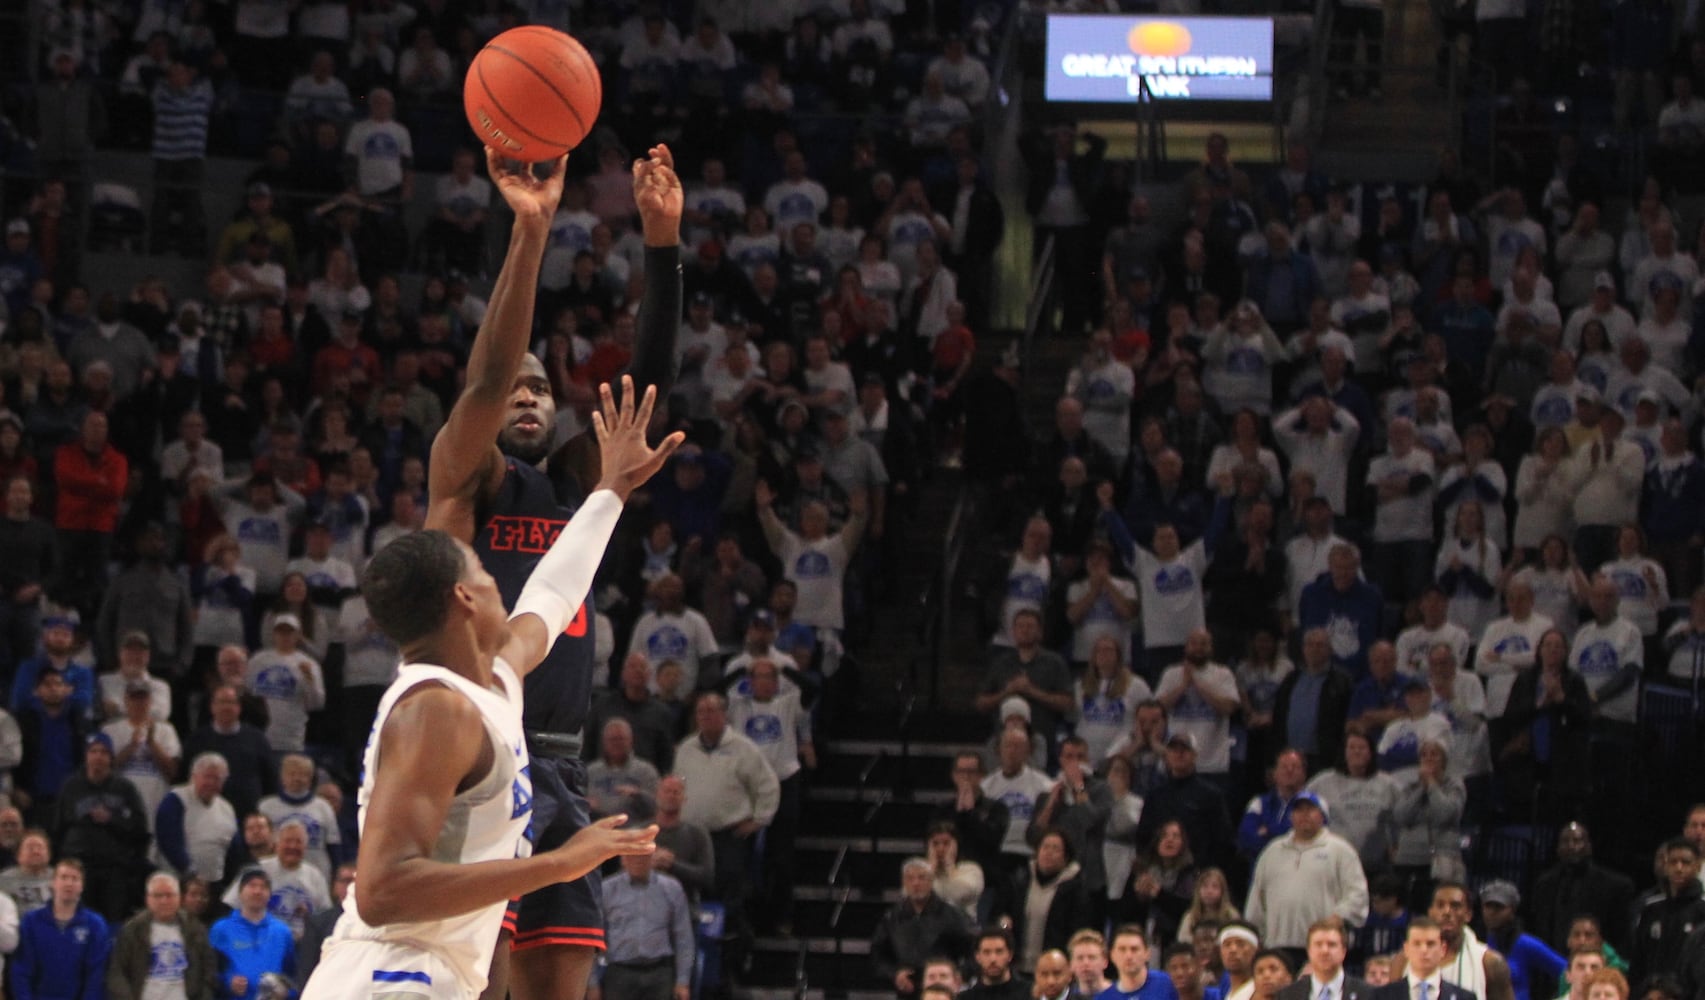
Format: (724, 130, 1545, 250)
(463, 26, 603, 162)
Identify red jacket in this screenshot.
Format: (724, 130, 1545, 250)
(54, 442, 128, 532)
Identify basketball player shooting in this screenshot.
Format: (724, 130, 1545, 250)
(302, 377, 683, 1000)
(424, 144, 682, 1000)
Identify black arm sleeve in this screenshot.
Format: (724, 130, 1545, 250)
(620, 245, 682, 403)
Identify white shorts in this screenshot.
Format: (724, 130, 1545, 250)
(301, 940, 476, 1000)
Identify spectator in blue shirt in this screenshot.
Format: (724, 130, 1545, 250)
(1347, 641, 1406, 740)
(12, 858, 111, 1000)
(1297, 545, 1385, 678)
(1099, 924, 1181, 1000)
(208, 869, 295, 1000)
(1479, 881, 1567, 1000)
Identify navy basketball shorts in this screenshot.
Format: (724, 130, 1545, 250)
(502, 754, 605, 952)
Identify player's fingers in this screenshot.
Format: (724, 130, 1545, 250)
(485, 146, 507, 178)
(594, 814, 628, 829)
(547, 153, 568, 182)
(590, 409, 606, 443)
(652, 144, 674, 171)
(619, 374, 637, 425)
(598, 380, 618, 429)
(633, 381, 658, 430)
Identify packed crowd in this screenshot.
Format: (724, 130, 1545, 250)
(867, 105, 1705, 995)
(0, 0, 1014, 998)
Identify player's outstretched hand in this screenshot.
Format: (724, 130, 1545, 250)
(551, 814, 659, 883)
(592, 375, 685, 501)
(487, 147, 567, 225)
(633, 143, 682, 245)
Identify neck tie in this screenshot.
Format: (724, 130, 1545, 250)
(1420, 982, 1432, 1000)
(1320, 986, 1332, 1000)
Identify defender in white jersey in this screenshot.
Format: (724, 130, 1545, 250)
(302, 378, 682, 1000)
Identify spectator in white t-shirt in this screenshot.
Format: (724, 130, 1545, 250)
(1153, 630, 1241, 777)
(1066, 543, 1139, 667)
(1568, 575, 1644, 726)
(1367, 417, 1437, 611)
(756, 481, 867, 634)
(1563, 272, 1636, 350)
(628, 573, 721, 693)
(1395, 586, 1473, 675)
(342, 88, 413, 200)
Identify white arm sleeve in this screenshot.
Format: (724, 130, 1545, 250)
(509, 489, 623, 636)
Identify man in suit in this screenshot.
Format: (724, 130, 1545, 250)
(932, 154, 1004, 333)
(1375, 919, 1477, 1000)
(1021, 121, 1106, 337)
(1384, 892, 1517, 1000)
(1277, 918, 1371, 1000)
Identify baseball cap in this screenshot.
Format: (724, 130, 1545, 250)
(5, 219, 28, 238)
(272, 613, 302, 632)
(86, 732, 114, 753)
(41, 613, 77, 632)
(673, 443, 703, 465)
(998, 696, 1032, 723)
(749, 609, 776, 629)
(1165, 730, 1198, 751)
(794, 443, 821, 462)
(689, 290, 713, 307)
(121, 630, 151, 650)
(1593, 271, 1616, 292)
(1480, 880, 1521, 908)
(237, 867, 272, 890)
(1289, 790, 1329, 819)
(1400, 673, 1430, 693)
(1636, 388, 1662, 407)
(246, 182, 272, 199)
(1575, 385, 1601, 404)
(341, 307, 364, 322)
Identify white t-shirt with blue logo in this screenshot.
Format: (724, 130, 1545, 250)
(1474, 612, 1555, 676)
(997, 553, 1052, 647)
(144, 920, 189, 1000)
(629, 608, 719, 692)
(102, 718, 182, 831)
(1153, 662, 1239, 774)
(244, 650, 325, 753)
(779, 531, 855, 632)
(1066, 576, 1138, 664)
(1600, 557, 1668, 637)
(344, 119, 412, 196)
(727, 689, 810, 781)
(762, 179, 829, 237)
(1065, 359, 1135, 464)
(220, 856, 331, 939)
(1074, 675, 1154, 765)
(1568, 617, 1644, 723)
(980, 766, 1054, 856)
(1134, 544, 1207, 649)
(258, 793, 342, 882)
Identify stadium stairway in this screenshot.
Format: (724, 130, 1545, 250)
(734, 711, 989, 1000)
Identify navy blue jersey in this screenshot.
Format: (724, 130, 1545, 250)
(473, 458, 596, 736)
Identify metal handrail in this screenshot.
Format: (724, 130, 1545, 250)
(1022, 233, 1057, 371)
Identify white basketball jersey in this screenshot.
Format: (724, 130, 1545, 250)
(324, 659, 533, 994)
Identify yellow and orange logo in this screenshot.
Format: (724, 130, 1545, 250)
(1126, 21, 1193, 58)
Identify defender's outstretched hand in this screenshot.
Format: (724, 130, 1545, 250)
(633, 143, 683, 245)
(487, 147, 567, 224)
(592, 375, 684, 500)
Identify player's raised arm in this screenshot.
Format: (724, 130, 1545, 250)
(504, 376, 683, 674)
(623, 144, 684, 400)
(557, 144, 685, 486)
(426, 149, 567, 536)
(353, 686, 656, 926)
